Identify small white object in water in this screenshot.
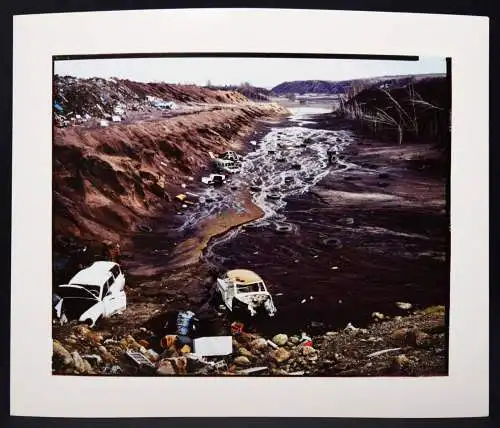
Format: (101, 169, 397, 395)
(181, 183, 186, 188)
(309, 296, 314, 300)
(300, 298, 307, 304)
(338, 299, 343, 304)
(182, 204, 188, 208)
(250, 140, 257, 146)
(331, 266, 339, 270)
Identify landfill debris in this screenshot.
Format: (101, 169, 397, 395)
(250, 140, 258, 146)
(160, 335, 178, 349)
(216, 269, 277, 317)
(176, 310, 197, 336)
(193, 336, 233, 357)
(209, 151, 243, 174)
(288, 371, 305, 376)
(395, 302, 413, 310)
(231, 322, 245, 334)
(266, 340, 278, 350)
(299, 333, 313, 347)
(367, 348, 402, 358)
(100, 120, 109, 127)
(201, 173, 226, 185)
(237, 366, 268, 375)
(372, 312, 385, 320)
(137, 224, 152, 232)
(175, 194, 196, 205)
(126, 351, 155, 368)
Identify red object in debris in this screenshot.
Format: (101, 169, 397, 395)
(302, 340, 313, 347)
(231, 322, 244, 334)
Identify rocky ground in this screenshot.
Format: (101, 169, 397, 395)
(52, 305, 446, 376)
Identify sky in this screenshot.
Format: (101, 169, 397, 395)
(54, 56, 447, 89)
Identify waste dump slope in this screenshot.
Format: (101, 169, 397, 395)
(53, 102, 288, 243)
(54, 75, 249, 121)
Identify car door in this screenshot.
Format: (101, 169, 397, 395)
(103, 288, 126, 316)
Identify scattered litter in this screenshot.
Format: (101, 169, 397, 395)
(276, 293, 284, 296)
(288, 371, 305, 375)
(111, 115, 122, 122)
(300, 299, 307, 304)
(237, 366, 268, 375)
(250, 140, 257, 146)
(331, 266, 339, 270)
(99, 120, 109, 128)
(395, 302, 412, 310)
(231, 322, 245, 334)
(82, 354, 102, 365)
(367, 348, 402, 358)
(266, 340, 278, 349)
(182, 204, 188, 208)
(299, 333, 313, 347)
(309, 296, 314, 300)
(176, 311, 197, 336)
(103, 365, 122, 375)
(344, 322, 359, 333)
(126, 351, 155, 368)
(193, 336, 233, 357)
(201, 173, 226, 185)
(372, 312, 385, 320)
(181, 183, 187, 188)
(137, 224, 152, 233)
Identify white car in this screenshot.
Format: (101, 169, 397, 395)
(201, 173, 226, 185)
(55, 261, 126, 327)
(216, 269, 277, 317)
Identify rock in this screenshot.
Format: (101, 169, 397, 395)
(53, 340, 73, 368)
(233, 356, 251, 367)
(71, 351, 88, 374)
(270, 368, 289, 376)
(300, 346, 318, 357)
(74, 325, 90, 337)
(238, 348, 254, 359)
(169, 357, 188, 374)
(157, 359, 176, 375)
(395, 302, 412, 310)
(271, 348, 291, 364)
(250, 338, 268, 351)
(390, 354, 410, 373)
(137, 339, 150, 348)
(272, 334, 288, 346)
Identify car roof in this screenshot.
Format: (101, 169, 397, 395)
(227, 269, 263, 285)
(69, 261, 116, 286)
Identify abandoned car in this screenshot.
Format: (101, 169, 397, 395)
(209, 151, 242, 174)
(216, 269, 277, 317)
(54, 261, 126, 327)
(201, 173, 226, 185)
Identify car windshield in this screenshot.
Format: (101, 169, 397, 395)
(59, 285, 101, 300)
(236, 282, 264, 293)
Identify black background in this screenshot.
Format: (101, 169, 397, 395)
(1, 0, 495, 427)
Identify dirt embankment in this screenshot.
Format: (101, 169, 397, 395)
(53, 102, 288, 283)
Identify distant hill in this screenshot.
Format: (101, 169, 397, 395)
(271, 74, 446, 96)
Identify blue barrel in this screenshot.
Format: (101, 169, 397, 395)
(176, 311, 195, 336)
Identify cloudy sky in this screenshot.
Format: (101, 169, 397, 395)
(54, 56, 446, 89)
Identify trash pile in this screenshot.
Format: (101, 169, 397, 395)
(52, 302, 447, 377)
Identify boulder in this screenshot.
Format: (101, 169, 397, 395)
(250, 338, 268, 352)
(157, 360, 176, 375)
(53, 340, 73, 368)
(238, 348, 254, 359)
(271, 348, 291, 364)
(233, 356, 251, 367)
(71, 351, 89, 374)
(272, 334, 288, 347)
(169, 357, 188, 374)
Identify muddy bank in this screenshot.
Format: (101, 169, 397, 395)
(53, 102, 287, 286)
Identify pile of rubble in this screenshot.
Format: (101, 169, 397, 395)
(52, 306, 447, 377)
